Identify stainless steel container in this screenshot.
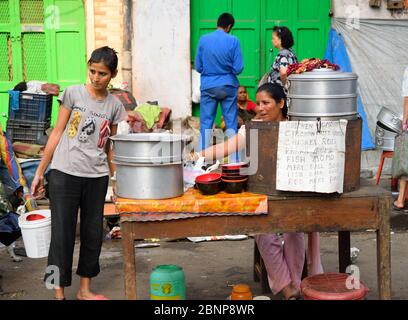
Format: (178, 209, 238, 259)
(113, 160, 184, 199)
(110, 133, 191, 164)
(377, 106, 402, 133)
(375, 121, 397, 151)
(287, 68, 359, 120)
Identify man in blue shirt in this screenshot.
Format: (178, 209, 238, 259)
(195, 13, 244, 156)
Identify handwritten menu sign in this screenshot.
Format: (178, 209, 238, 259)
(276, 120, 348, 194)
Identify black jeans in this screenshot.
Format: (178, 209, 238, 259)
(44, 170, 109, 287)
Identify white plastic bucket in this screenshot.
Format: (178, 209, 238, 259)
(18, 209, 51, 258)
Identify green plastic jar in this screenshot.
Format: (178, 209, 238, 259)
(150, 265, 186, 300)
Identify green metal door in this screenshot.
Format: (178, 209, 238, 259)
(191, 0, 261, 124)
(191, 0, 331, 122)
(0, 0, 86, 129)
(261, 0, 331, 75)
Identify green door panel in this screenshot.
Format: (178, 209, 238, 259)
(22, 32, 48, 81)
(191, 0, 331, 124)
(230, 0, 260, 100)
(191, 0, 261, 126)
(48, 0, 87, 124)
(261, 0, 331, 74)
(0, 0, 86, 129)
(0, 0, 22, 129)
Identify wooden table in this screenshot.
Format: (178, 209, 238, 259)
(119, 180, 391, 300)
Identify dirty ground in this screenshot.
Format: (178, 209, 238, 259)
(1, 231, 408, 300)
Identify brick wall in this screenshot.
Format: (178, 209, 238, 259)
(85, 0, 124, 85)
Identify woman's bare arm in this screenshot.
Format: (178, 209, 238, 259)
(31, 106, 71, 196)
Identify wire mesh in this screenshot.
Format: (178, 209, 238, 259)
(20, 0, 44, 24)
(22, 32, 47, 81)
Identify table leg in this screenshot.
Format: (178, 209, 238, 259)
(377, 197, 391, 300)
(121, 222, 137, 300)
(338, 231, 351, 273)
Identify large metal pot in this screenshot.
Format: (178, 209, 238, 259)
(287, 69, 359, 120)
(375, 121, 397, 151)
(110, 133, 191, 164)
(113, 160, 184, 199)
(377, 106, 402, 133)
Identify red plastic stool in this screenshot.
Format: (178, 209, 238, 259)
(376, 151, 398, 191)
(301, 273, 369, 300)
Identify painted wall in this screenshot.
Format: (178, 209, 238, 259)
(333, 0, 408, 19)
(84, 0, 125, 86)
(132, 0, 192, 118)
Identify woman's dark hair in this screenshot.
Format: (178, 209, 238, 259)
(256, 83, 287, 117)
(273, 26, 294, 49)
(217, 13, 235, 29)
(88, 46, 118, 73)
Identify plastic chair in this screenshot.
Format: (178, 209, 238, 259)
(375, 151, 398, 190)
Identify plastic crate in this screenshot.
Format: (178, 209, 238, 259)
(8, 91, 53, 122)
(6, 119, 50, 145)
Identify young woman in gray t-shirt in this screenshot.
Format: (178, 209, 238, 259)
(31, 46, 127, 300)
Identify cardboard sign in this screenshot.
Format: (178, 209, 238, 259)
(276, 120, 348, 194)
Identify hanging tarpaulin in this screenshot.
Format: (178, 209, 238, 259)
(329, 19, 408, 150)
(324, 27, 375, 150)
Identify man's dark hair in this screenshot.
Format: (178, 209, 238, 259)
(273, 26, 294, 49)
(217, 13, 235, 29)
(88, 46, 118, 73)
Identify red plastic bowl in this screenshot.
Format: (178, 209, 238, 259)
(222, 174, 247, 181)
(221, 162, 249, 170)
(301, 273, 369, 300)
(26, 214, 46, 221)
(195, 173, 222, 184)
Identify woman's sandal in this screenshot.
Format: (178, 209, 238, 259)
(54, 297, 66, 300)
(393, 202, 406, 211)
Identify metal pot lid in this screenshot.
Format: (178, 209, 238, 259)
(288, 68, 358, 81)
(110, 133, 192, 142)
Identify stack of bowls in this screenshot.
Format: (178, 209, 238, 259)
(195, 173, 223, 195)
(375, 107, 403, 151)
(221, 162, 249, 194)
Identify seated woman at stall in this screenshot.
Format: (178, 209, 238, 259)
(187, 83, 323, 300)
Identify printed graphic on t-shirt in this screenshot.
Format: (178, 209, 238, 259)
(68, 111, 82, 138)
(78, 116, 97, 143)
(98, 119, 111, 148)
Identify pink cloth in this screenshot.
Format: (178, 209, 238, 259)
(255, 232, 323, 295)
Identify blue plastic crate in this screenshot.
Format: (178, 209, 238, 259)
(8, 91, 53, 122)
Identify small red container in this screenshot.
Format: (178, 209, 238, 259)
(301, 273, 369, 300)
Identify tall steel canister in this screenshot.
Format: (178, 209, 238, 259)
(150, 265, 186, 300)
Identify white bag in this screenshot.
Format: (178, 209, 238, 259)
(192, 69, 201, 104)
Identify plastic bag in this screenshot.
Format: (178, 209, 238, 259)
(392, 132, 408, 179)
